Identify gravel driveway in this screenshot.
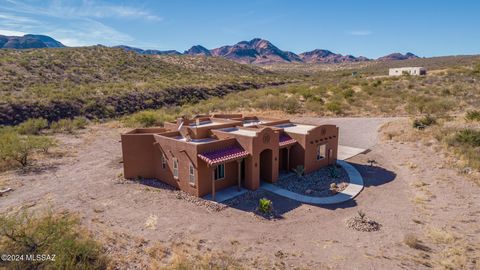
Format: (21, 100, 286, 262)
(292, 117, 399, 149)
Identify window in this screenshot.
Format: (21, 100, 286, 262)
(189, 162, 195, 185)
(214, 164, 225, 180)
(161, 153, 166, 169)
(173, 158, 178, 179)
(316, 144, 326, 160)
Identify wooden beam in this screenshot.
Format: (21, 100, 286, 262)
(286, 146, 290, 171)
(212, 168, 216, 201)
(237, 159, 242, 191)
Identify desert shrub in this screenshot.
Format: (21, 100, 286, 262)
(451, 129, 480, 147)
(123, 110, 174, 128)
(50, 117, 89, 133)
(0, 211, 108, 270)
(465, 110, 480, 121)
(258, 198, 272, 214)
(72, 116, 88, 129)
(251, 94, 284, 111)
(292, 165, 304, 176)
(305, 100, 324, 114)
(16, 118, 48, 135)
(0, 131, 55, 167)
(341, 88, 355, 100)
(325, 101, 343, 114)
(283, 96, 301, 114)
(423, 98, 454, 115)
(413, 115, 437, 129)
(404, 234, 422, 249)
(328, 166, 340, 178)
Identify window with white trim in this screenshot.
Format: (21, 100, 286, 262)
(173, 158, 178, 179)
(161, 153, 166, 169)
(214, 164, 225, 180)
(316, 144, 326, 160)
(189, 162, 195, 185)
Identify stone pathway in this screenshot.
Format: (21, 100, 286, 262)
(261, 160, 364, 205)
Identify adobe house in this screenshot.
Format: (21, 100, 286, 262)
(121, 115, 339, 200)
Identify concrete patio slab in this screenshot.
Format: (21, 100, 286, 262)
(261, 160, 364, 205)
(338, 145, 367, 160)
(203, 186, 248, 202)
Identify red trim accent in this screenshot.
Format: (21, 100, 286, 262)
(198, 145, 249, 166)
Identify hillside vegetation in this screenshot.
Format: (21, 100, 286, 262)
(0, 46, 288, 124)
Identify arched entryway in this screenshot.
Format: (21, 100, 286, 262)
(259, 149, 273, 182)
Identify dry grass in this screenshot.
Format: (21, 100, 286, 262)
(426, 227, 456, 245)
(145, 214, 158, 230)
(146, 242, 244, 270)
(404, 234, 430, 251)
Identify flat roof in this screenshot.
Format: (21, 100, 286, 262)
(173, 136, 217, 144)
(243, 119, 265, 127)
(218, 127, 257, 137)
(275, 123, 316, 135)
(188, 120, 220, 127)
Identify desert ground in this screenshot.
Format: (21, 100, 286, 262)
(1, 117, 479, 269)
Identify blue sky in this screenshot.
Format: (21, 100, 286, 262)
(0, 0, 479, 58)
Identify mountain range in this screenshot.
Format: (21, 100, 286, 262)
(0, 34, 420, 64)
(0, 34, 65, 49)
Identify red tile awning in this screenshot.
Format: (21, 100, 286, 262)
(198, 145, 250, 166)
(279, 133, 297, 147)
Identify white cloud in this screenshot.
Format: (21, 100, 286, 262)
(0, 29, 26, 36)
(0, 0, 158, 46)
(45, 19, 134, 46)
(1, 0, 162, 21)
(347, 30, 373, 36)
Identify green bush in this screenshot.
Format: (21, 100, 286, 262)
(465, 110, 480, 121)
(258, 198, 273, 214)
(452, 129, 480, 147)
(16, 118, 48, 135)
(50, 117, 89, 133)
(341, 88, 355, 100)
(0, 131, 55, 167)
(325, 101, 343, 114)
(283, 97, 301, 114)
(413, 115, 437, 129)
(72, 116, 88, 129)
(123, 110, 174, 128)
(0, 211, 108, 270)
(328, 166, 340, 178)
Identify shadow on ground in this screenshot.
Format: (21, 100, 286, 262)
(129, 161, 396, 219)
(350, 163, 397, 187)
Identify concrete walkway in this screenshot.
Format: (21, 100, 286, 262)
(337, 145, 367, 160)
(261, 160, 364, 205)
(203, 186, 248, 202)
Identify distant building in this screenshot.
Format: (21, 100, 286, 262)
(389, 67, 426, 76)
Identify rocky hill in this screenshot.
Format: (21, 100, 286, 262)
(184, 45, 211, 56)
(0, 34, 65, 49)
(299, 49, 369, 64)
(377, 52, 419, 61)
(113, 45, 181, 55)
(0, 46, 287, 125)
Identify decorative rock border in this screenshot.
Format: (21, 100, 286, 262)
(261, 160, 364, 205)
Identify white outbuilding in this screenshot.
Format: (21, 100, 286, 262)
(389, 67, 426, 76)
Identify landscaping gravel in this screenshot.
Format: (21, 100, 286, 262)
(274, 165, 349, 197)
